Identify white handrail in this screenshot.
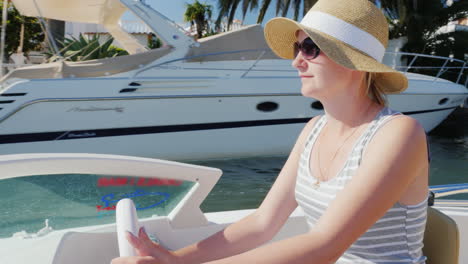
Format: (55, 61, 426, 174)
(131, 49, 467, 87)
(385, 51, 467, 86)
(430, 183, 468, 198)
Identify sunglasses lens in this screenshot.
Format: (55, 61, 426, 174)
(302, 38, 319, 59)
(294, 38, 320, 60)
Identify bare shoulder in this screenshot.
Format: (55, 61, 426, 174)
(388, 115, 425, 135)
(302, 115, 322, 136)
(363, 114, 428, 203)
(381, 114, 424, 134)
(306, 115, 322, 128)
(362, 114, 428, 177)
(297, 116, 321, 145)
(368, 114, 427, 152)
(364, 114, 428, 170)
(282, 115, 323, 168)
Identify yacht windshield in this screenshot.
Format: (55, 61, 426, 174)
(0, 173, 194, 238)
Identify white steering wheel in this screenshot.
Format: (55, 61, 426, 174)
(116, 198, 141, 257)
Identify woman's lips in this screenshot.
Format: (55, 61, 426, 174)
(300, 75, 314, 78)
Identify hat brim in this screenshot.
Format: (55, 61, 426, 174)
(264, 17, 408, 94)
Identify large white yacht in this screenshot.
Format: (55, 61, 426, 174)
(0, 0, 466, 160)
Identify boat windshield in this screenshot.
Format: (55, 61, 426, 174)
(0, 173, 194, 238)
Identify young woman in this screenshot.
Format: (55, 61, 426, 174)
(112, 0, 429, 263)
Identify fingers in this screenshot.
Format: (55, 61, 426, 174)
(126, 230, 143, 249)
(126, 227, 153, 248)
(126, 230, 151, 256)
(139, 227, 153, 243)
(126, 227, 161, 257)
(122, 228, 177, 264)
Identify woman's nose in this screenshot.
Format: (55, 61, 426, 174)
(291, 52, 307, 70)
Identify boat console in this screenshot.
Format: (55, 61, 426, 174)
(0, 153, 225, 263)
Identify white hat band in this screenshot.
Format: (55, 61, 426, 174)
(301, 11, 385, 62)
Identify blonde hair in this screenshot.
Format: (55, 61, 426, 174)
(365, 72, 387, 106)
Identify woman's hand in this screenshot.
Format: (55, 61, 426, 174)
(111, 227, 181, 264)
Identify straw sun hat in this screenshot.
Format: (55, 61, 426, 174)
(264, 0, 408, 93)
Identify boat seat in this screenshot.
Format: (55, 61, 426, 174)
(0, 46, 172, 82)
(423, 207, 460, 264)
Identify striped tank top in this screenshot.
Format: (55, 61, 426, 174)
(295, 107, 427, 263)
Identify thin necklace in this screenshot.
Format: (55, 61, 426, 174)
(313, 103, 373, 189)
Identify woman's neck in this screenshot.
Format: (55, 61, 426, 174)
(321, 87, 381, 134)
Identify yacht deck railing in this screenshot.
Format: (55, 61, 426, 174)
(133, 49, 468, 88)
(384, 52, 467, 87)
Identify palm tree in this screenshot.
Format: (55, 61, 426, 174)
(373, 0, 467, 82)
(184, 1, 213, 39)
(216, 0, 318, 30)
(373, 0, 467, 50)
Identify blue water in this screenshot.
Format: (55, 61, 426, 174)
(196, 134, 468, 212)
(0, 126, 466, 237)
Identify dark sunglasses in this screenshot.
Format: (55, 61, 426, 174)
(293, 37, 321, 60)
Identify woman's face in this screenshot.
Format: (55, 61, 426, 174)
(293, 30, 361, 99)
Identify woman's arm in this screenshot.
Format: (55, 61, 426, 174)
(111, 117, 321, 264)
(173, 117, 321, 264)
(201, 116, 429, 264)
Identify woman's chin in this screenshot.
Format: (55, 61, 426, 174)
(301, 87, 321, 98)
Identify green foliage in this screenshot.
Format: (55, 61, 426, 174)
(184, 0, 213, 39)
(148, 33, 162, 49)
(215, 0, 318, 30)
(201, 30, 218, 38)
(373, 0, 468, 45)
(374, 0, 467, 83)
(0, 1, 44, 58)
(47, 34, 129, 62)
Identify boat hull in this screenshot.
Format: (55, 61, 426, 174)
(0, 64, 466, 160)
(0, 75, 466, 160)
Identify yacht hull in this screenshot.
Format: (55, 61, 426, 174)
(0, 75, 465, 160)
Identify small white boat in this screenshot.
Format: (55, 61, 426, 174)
(0, 153, 465, 264)
(0, 0, 467, 160)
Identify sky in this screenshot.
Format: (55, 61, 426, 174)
(141, 0, 297, 26)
